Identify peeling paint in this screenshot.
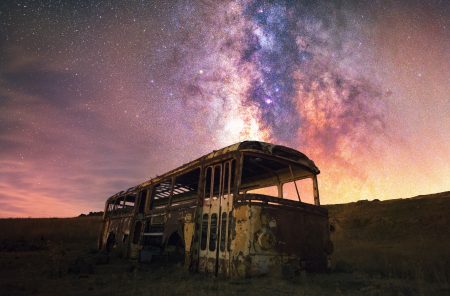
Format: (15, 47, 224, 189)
(98, 141, 332, 277)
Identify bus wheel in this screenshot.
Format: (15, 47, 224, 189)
(166, 233, 185, 264)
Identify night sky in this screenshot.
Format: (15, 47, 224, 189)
(0, 0, 449, 217)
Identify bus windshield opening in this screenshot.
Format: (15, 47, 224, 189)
(239, 154, 316, 204)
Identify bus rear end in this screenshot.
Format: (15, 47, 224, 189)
(231, 196, 332, 277)
(229, 151, 332, 277)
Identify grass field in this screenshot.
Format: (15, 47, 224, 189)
(1, 192, 449, 295)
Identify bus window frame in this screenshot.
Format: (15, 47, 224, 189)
(222, 160, 235, 199)
(169, 166, 202, 207)
(136, 189, 148, 214)
(212, 164, 222, 199)
(150, 178, 174, 210)
(113, 196, 124, 215)
(238, 152, 319, 204)
(124, 194, 136, 210)
(203, 157, 238, 202)
(204, 166, 213, 201)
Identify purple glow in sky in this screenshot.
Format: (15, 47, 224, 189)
(0, 0, 449, 217)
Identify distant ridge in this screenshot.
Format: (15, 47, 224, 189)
(325, 190, 450, 206)
(78, 211, 103, 217)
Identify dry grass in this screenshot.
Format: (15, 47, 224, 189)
(0, 192, 449, 295)
(328, 191, 450, 285)
(0, 216, 102, 245)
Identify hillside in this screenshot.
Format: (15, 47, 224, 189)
(326, 191, 450, 281)
(0, 192, 449, 295)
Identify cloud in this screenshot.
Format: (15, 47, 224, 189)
(0, 58, 97, 108)
(0, 0, 447, 216)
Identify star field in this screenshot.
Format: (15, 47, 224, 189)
(0, 0, 449, 217)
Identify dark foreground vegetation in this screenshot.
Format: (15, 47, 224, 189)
(1, 192, 449, 296)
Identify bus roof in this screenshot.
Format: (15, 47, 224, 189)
(106, 141, 319, 201)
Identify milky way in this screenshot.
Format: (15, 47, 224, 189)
(178, 0, 387, 162)
(242, 1, 303, 141)
(241, 1, 386, 150)
(0, 0, 449, 217)
(172, 0, 387, 150)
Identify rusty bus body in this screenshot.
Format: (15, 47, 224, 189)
(99, 141, 333, 277)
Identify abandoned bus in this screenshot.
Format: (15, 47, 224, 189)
(99, 141, 333, 277)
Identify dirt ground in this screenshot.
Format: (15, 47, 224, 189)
(1, 192, 449, 296)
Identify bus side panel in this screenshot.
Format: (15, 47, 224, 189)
(163, 207, 196, 250)
(229, 204, 331, 277)
(230, 205, 286, 277)
(260, 205, 331, 271)
(103, 216, 133, 255)
(229, 204, 252, 277)
(99, 218, 111, 250)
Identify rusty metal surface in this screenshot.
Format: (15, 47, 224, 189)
(98, 141, 332, 277)
(105, 141, 318, 200)
(229, 202, 331, 277)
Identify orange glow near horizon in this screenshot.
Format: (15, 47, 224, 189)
(0, 1, 448, 217)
